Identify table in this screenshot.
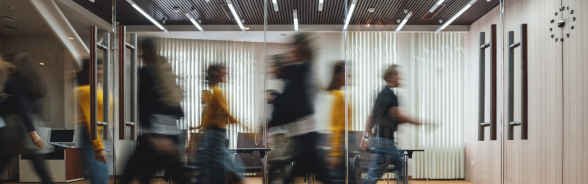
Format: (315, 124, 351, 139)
(230, 148, 272, 159)
(398, 149, 424, 184)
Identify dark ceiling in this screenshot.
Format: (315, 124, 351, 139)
(73, 0, 499, 26)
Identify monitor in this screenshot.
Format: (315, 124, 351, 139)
(49, 129, 75, 144)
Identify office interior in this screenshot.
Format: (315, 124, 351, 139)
(0, 0, 585, 184)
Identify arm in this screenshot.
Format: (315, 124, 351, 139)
(76, 87, 106, 152)
(5, 81, 44, 148)
(389, 107, 421, 125)
(360, 109, 376, 150)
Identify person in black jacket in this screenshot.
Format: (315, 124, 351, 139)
(119, 38, 188, 184)
(0, 52, 52, 184)
(268, 33, 334, 184)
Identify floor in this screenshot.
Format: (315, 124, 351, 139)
(5, 177, 476, 184)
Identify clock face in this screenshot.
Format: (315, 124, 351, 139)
(551, 6, 576, 42)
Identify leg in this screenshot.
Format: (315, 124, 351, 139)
(80, 133, 109, 184)
(27, 154, 53, 184)
(361, 151, 391, 184)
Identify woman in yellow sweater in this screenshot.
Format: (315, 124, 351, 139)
(326, 61, 355, 183)
(75, 58, 109, 184)
(193, 64, 246, 184)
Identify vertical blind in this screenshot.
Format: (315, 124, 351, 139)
(411, 33, 465, 179)
(347, 32, 397, 131)
(156, 37, 256, 148)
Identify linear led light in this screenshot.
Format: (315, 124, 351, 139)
(184, 11, 205, 33)
(343, 0, 357, 30)
(394, 11, 412, 34)
(126, 0, 169, 33)
(429, 0, 445, 13)
(226, 0, 246, 33)
(272, 0, 278, 11)
(435, 0, 477, 34)
(318, 0, 324, 11)
(292, 9, 299, 31)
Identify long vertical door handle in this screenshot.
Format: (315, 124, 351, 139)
(119, 26, 126, 140)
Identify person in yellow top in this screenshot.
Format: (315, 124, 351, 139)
(326, 61, 357, 183)
(75, 58, 109, 184)
(192, 64, 247, 184)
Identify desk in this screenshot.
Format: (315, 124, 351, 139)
(398, 149, 424, 184)
(20, 148, 84, 183)
(230, 148, 271, 160)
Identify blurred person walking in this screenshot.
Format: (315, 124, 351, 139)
(268, 33, 334, 184)
(192, 64, 248, 184)
(75, 58, 111, 184)
(359, 65, 421, 184)
(0, 52, 53, 184)
(325, 61, 356, 184)
(120, 38, 188, 184)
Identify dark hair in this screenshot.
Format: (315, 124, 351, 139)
(327, 61, 346, 91)
(291, 32, 314, 61)
(205, 64, 226, 86)
(77, 58, 104, 86)
(266, 89, 280, 96)
(383, 64, 399, 80)
(3, 52, 47, 100)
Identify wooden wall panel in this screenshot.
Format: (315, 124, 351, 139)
(463, 5, 502, 184)
(563, 0, 588, 183)
(502, 0, 563, 184)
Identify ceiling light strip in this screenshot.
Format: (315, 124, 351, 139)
(293, 9, 298, 31)
(318, 0, 324, 11)
(394, 11, 412, 34)
(429, 0, 445, 13)
(184, 11, 205, 33)
(343, 0, 358, 30)
(226, 0, 246, 33)
(272, 0, 279, 11)
(125, 0, 169, 33)
(435, 0, 477, 34)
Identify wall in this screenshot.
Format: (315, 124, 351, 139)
(464, 0, 587, 183)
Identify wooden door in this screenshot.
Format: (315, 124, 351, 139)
(562, 0, 588, 183)
(502, 0, 563, 184)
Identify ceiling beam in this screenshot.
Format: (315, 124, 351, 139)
(127, 24, 469, 32)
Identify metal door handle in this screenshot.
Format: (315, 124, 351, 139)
(118, 26, 138, 140)
(507, 24, 528, 141)
(478, 24, 497, 141)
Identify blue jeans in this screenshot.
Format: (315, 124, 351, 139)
(362, 137, 404, 184)
(194, 126, 244, 184)
(80, 127, 109, 184)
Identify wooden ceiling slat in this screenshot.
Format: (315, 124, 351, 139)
(74, 0, 498, 26)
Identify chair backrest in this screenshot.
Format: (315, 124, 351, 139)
(236, 132, 264, 168)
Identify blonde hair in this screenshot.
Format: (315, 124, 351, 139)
(0, 54, 15, 102)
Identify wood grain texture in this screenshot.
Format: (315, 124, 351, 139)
(503, 0, 563, 184)
(562, 0, 588, 184)
(463, 5, 503, 184)
(65, 148, 84, 180)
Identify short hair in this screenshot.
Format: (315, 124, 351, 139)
(266, 89, 280, 96)
(205, 64, 226, 83)
(383, 64, 399, 80)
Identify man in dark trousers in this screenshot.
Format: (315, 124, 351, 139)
(359, 65, 421, 184)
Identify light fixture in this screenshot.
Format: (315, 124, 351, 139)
(368, 8, 375, 13)
(435, 0, 476, 34)
(439, 19, 443, 23)
(126, 0, 169, 33)
(184, 11, 205, 32)
(67, 37, 74, 40)
(226, 0, 246, 33)
(318, 0, 324, 11)
(293, 9, 298, 31)
(40, 63, 44, 65)
(404, 9, 408, 13)
(272, 0, 278, 11)
(429, 0, 445, 13)
(397, 19, 401, 23)
(394, 11, 412, 34)
(343, 0, 357, 30)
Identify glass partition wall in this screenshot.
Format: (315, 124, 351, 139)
(0, 0, 503, 184)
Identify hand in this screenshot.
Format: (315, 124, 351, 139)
(28, 131, 44, 148)
(360, 137, 368, 151)
(94, 149, 107, 163)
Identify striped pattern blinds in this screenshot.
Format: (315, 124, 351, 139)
(156, 37, 256, 148)
(411, 33, 465, 179)
(346, 32, 397, 131)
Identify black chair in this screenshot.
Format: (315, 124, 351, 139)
(236, 132, 265, 176)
